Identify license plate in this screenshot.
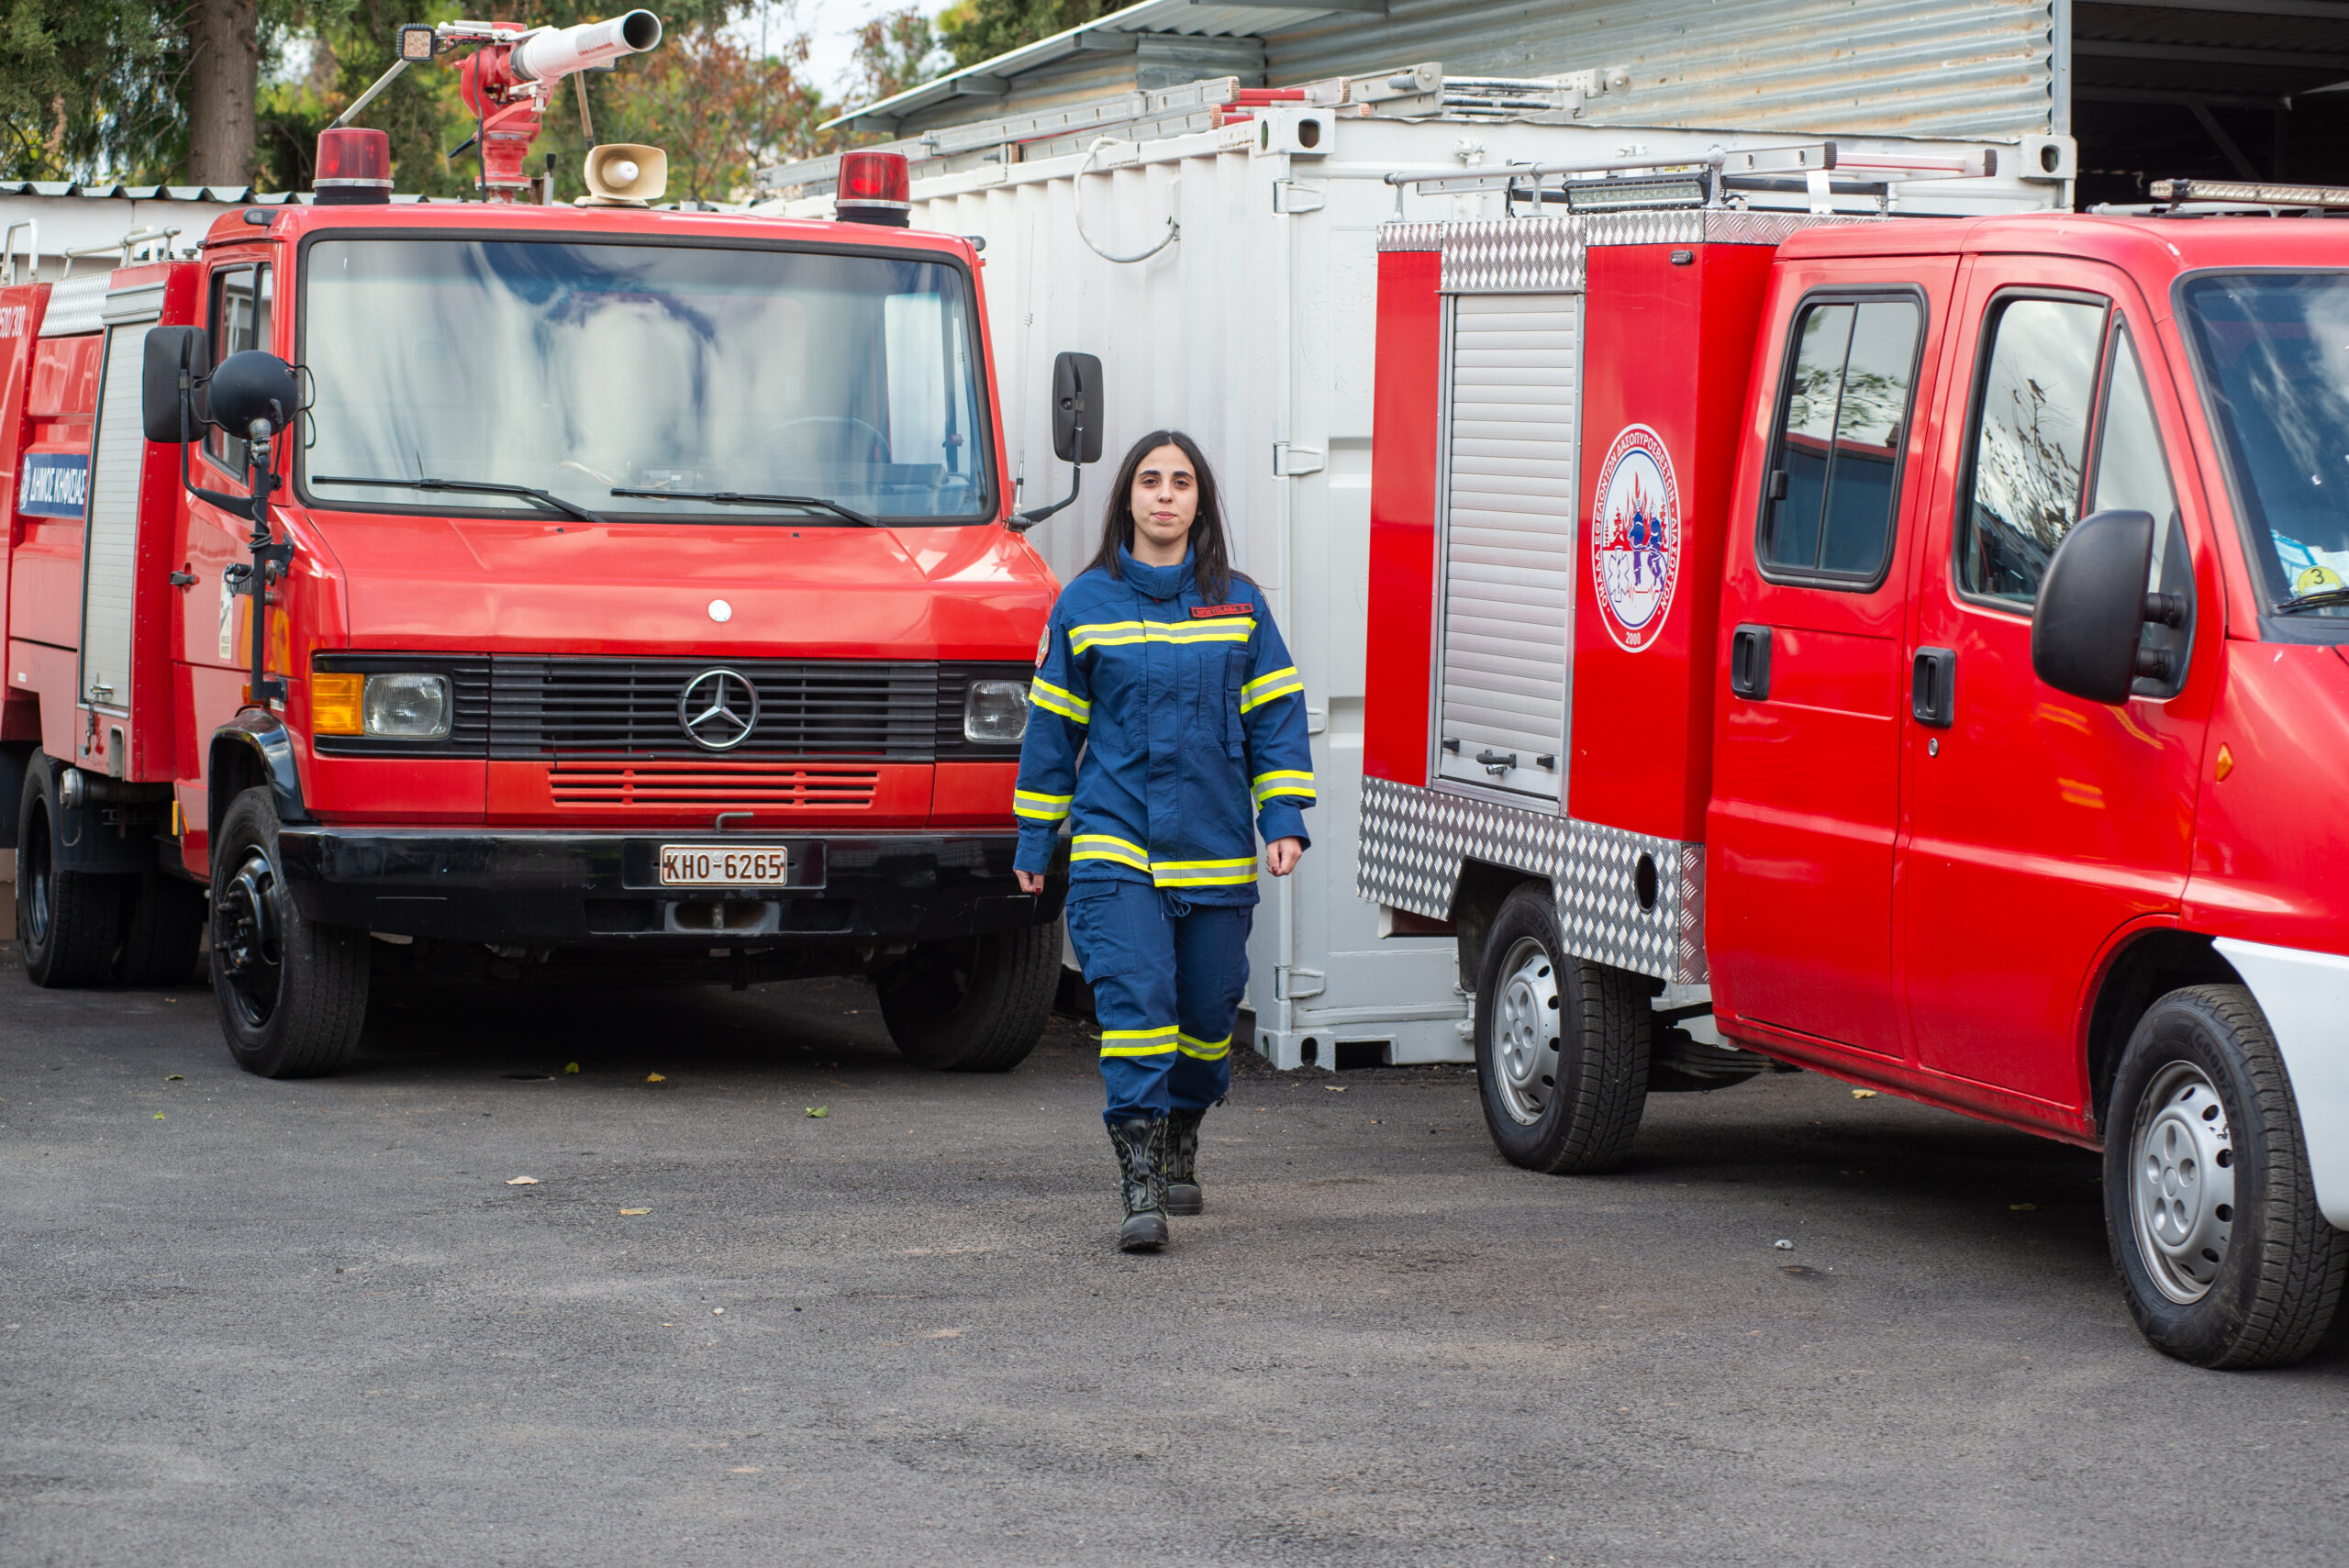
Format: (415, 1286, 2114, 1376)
(658, 844, 798, 887)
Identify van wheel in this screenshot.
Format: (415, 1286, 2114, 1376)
(118, 873, 207, 986)
(2105, 984, 2348, 1368)
(875, 919, 1058, 1073)
(16, 752, 125, 988)
(209, 786, 369, 1078)
(1474, 883, 1650, 1173)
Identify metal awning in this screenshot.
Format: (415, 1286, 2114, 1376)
(821, 0, 1382, 133)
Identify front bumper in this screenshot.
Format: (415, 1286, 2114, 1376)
(275, 828, 1064, 948)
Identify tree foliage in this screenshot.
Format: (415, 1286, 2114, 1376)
(938, 0, 1119, 73)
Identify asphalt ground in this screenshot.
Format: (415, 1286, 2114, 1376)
(5, 950, 2346, 1567)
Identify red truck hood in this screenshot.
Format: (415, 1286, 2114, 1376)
(296, 510, 1056, 660)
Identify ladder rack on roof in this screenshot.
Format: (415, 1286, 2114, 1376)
(754, 61, 1628, 197)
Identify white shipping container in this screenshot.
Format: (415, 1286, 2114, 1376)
(767, 101, 2068, 1069)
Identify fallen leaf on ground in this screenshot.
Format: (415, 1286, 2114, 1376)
(619, 1208, 650, 1216)
(563, 1062, 581, 1074)
(165, 1074, 184, 1082)
(713, 1307, 725, 1315)
(152, 1113, 166, 1119)
(807, 1106, 829, 1118)
(506, 1176, 540, 1185)
(2009, 1202, 2038, 1211)
(645, 1073, 666, 1084)
(730, 1466, 762, 1473)
(1851, 1089, 1877, 1100)
(1324, 1085, 1346, 1092)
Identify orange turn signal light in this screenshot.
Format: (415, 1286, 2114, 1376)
(311, 672, 364, 735)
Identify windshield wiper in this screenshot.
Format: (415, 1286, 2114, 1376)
(607, 487, 879, 528)
(314, 473, 606, 525)
(2274, 586, 2349, 615)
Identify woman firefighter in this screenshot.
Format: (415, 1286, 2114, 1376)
(1012, 431, 1316, 1251)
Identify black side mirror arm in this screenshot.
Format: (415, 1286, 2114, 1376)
(1009, 427, 1084, 533)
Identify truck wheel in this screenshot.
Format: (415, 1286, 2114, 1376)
(1474, 883, 1650, 1173)
(874, 919, 1058, 1073)
(118, 873, 206, 986)
(2105, 984, 2348, 1368)
(209, 786, 369, 1079)
(16, 752, 125, 988)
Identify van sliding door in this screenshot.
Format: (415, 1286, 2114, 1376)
(1432, 292, 1580, 802)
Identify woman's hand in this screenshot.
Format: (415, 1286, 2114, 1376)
(1017, 870, 1044, 895)
(1265, 838, 1304, 877)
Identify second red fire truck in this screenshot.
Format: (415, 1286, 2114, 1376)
(1359, 161, 2349, 1367)
(2, 15, 1096, 1080)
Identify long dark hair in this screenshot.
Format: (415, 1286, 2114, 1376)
(1088, 429, 1243, 604)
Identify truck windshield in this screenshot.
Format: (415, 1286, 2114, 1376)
(2178, 271, 2349, 628)
(298, 239, 991, 525)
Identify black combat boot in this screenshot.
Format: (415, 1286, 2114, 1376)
(1164, 1106, 1206, 1216)
(1106, 1115, 1168, 1251)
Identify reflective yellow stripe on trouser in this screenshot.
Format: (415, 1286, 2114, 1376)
(1177, 1031, 1230, 1062)
(1100, 1025, 1179, 1059)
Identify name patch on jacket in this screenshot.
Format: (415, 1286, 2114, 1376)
(1190, 604, 1251, 619)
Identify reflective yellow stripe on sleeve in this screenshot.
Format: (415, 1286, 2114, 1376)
(1176, 1031, 1230, 1062)
(1013, 789, 1073, 822)
(1029, 678, 1089, 725)
(1239, 665, 1304, 713)
(1151, 857, 1258, 888)
(1100, 1025, 1179, 1058)
(1252, 770, 1317, 805)
(1070, 618, 1254, 654)
(1071, 834, 1152, 873)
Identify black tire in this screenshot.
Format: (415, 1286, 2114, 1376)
(874, 918, 1059, 1073)
(209, 785, 368, 1078)
(118, 873, 206, 986)
(1473, 882, 1650, 1173)
(16, 751, 126, 988)
(2104, 984, 2348, 1368)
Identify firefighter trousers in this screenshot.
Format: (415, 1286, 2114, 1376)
(1063, 879, 1252, 1123)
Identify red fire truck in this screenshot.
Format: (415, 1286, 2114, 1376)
(1359, 166, 2349, 1366)
(2, 15, 1093, 1081)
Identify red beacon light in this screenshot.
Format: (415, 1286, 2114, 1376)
(836, 150, 911, 228)
(313, 127, 393, 206)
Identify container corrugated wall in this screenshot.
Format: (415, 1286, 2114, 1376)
(1265, 0, 2056, 139)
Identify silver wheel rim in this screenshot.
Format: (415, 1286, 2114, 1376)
(1492, 935, 1562, 1126)
(2129, 1060, 2236, 1305)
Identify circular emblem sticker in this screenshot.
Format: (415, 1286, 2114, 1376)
(1590, 424, 1682, 653)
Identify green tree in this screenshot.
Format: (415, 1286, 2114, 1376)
(847, 5, 945, 111)
(937, 0, 1117, 73)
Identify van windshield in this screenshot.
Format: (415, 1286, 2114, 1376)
(2178, 271, 2349, 630)
(298, 239, 991, 525)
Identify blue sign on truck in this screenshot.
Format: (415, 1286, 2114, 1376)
(17, 451, 88, 518)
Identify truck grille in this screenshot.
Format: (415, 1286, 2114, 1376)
(548, 761, 882, 810)
(488, 658, 937, 761)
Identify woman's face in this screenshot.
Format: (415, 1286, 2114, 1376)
(1129, 443, 1199, 562)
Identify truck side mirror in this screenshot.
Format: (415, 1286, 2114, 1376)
(1051, 350, 1103, 464)
(207, 350, 300, 440)
(141, 326, 210, 444)
(2032, 508, 2167, 705)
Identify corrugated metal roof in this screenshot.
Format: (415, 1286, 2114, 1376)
(2073, 1, 2349, 106)
(824, 0, 1350, 131)
(1266, 0, 2057, 138)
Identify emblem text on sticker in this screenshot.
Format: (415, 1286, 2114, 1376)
(1189, 604, 1251, 619)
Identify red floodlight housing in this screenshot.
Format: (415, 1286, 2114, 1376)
(837, 150, 911, 227)
(314, 127, 393, 205)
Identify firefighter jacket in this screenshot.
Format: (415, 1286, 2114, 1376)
(1012, 546, 1316, 906)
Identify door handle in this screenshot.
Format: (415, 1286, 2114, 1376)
(1475, 749, 1517, 776)
(1730, 624, 1773, 699)
(1911, 647, 1956, 728)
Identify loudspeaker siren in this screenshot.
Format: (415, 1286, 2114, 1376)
(580, 141, 667, 206)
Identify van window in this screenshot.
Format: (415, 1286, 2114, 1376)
(1957, 295, 2108, 605)
(2088, 328, 2191, 695)
(206, 264, 273, 477)
(1758, 296, 1920, 584)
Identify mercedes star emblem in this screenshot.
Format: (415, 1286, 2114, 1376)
(678, 668, 759, 751)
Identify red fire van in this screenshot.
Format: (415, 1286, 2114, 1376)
(2, 17, 1088, 1082)
(1360, 172, 2349, 1366)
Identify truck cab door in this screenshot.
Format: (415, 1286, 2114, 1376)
(1707, 258, 1954, 1059)
(1897, 258, 2213, 1118)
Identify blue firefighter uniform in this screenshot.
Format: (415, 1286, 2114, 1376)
(1014, 546, 1317, 1122)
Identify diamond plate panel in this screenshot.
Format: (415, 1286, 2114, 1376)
(1357, 776, 1706, 984)
(1377, 220, 1444, 252)
(1438, 208, 1887, 293)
